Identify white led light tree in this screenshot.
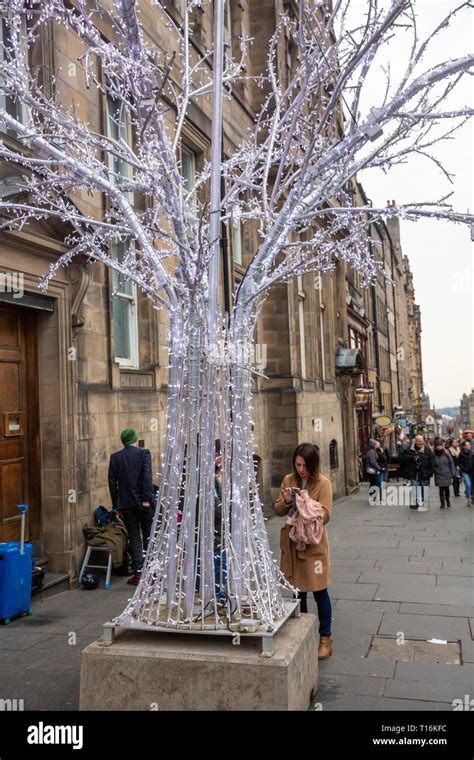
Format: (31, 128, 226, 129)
(0, 0, 472, 632)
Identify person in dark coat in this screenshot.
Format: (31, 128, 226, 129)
(448, 440, 462, 498)
(401, 435, 434, 511)
(459, 441, 473, 507)
(364, 439, 382, 502)
(432, 443, 455, 508)
(108, 428, 156, 585)
(377, 445, 390, 487)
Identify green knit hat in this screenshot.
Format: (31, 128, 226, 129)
(121, 428, 139, 447)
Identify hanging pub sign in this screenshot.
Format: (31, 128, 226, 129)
(374, 415, 392, 428)
(354, 387, 373, 405)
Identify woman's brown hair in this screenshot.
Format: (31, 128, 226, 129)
(292, 442, 320, 487)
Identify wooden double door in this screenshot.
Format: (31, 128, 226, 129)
(0, 304, 40, 543)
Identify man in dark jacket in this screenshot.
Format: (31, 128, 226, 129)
(108, 429, 156, 585)
(401, 435, 434, 512)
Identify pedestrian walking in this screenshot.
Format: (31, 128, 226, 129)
(432, 443, 455, 508)
(108, 429, 156, 586)
(400, 435, 434, 512)
(364, 439, 382, 502)
(274, 442, 333, 660)
(449, 439, 462, 498)
(377, 444, 390, 488)
(459, 441, 473, 507)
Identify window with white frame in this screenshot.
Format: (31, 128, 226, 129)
(0, 16, 26, 129)
(106, 94, 133, 195)
(111, 240, 139, 368)
(231, 217, 243, 265)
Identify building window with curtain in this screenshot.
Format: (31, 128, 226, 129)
(111, 240, 139, 368)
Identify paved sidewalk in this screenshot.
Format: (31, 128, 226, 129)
(267, 483, 473, 711)
(0, 483, 472, 711)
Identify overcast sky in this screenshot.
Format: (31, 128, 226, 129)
(345, 1, 473, 409)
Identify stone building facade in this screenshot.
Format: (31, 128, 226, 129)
(0, 1, 424, 579)
(460, 390, 474, 432)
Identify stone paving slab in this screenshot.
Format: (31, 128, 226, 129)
(331, 570, 362, 583)
(460, 639, 474, 663)
(378, 613, 471, 640)
(374, 560, 443, 574)
(436, 575, 473, 588)
(368, 636, 460, 665)
(332, 608, 384, 635)
(332, 538, 401, 548)
(441, 563, 474, 576)
(384, 679, 465, 704)
(319, 654, 396, 678)
(330, 582, 379, 600)
(331, 547, 421, 559)
(317, 695, 442, 711)
(394, 660, 474, 687)
(334, 599, 400, 614)
(0, 632, 56, 651)
(400, 602, 474, 618)
(331, 558, 377, 568)
(358, 571, 436, 586)
(375, 583, 473, 607)
(314, 673, 386, 697)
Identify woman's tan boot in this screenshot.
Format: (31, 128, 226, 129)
(318, 636, 333, 660)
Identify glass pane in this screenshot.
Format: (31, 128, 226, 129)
(232, 221, 243, 265)
(113, 296, 131, 359)
(112, 241, 133, 295)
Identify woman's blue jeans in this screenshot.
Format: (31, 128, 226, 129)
(298, 588, 332, 636)
(462, 472, 471, 499)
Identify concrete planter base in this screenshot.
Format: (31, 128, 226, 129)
(80, 613, 318, 711)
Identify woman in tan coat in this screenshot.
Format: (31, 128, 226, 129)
(274, 442, 333, 659)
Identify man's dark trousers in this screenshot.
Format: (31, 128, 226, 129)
(120, 505, 154, 573)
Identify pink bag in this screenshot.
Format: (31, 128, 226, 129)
(286, 490, 324, 551)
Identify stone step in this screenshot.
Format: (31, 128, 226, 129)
(33, 555, 49, 568)
(32, 571, 70, 599)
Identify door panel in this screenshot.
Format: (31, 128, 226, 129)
(0, 304, 38, 543)
(1, 460, 24, 519)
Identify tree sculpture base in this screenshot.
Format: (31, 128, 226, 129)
(79, 614, 318, 711)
